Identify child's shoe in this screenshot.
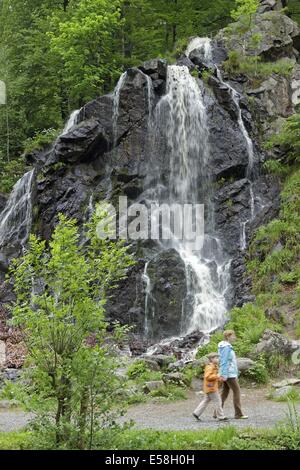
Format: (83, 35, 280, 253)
(192, 413, 201, 421)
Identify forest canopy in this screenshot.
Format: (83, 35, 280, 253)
(0, 0, 299, 189)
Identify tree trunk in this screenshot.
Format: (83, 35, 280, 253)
(78, 387, 89, 450)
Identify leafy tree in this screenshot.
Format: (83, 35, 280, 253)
(49, 0, 123, 105)
(8, 209, 134, 449)
(0, 0, 236, 190)
(231, 0, 259, 24)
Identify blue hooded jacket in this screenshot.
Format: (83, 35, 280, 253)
(218, 340, 238, 378)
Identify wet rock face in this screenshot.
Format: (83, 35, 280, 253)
(105, 259, 146, 331)
(146, 249, 187, 340)
(205, 84, 250, 180)
(0, 194, 7, 213)
(53, 120, 111, 164)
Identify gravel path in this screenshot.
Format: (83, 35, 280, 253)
(124, 388, 300, 430)
(0, 410, 33, 433)
(0, 387, 299, 433)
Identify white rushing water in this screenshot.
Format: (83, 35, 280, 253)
(143, 65, 230, 336)
(62, 109, 81, 135)
(185, 37, 257, 252)
(112, 71, 128, 147)
(185, 37, 213, 61)
(0, 169, 35, 250)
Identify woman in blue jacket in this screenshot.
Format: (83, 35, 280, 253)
(218, 330, 248, 419)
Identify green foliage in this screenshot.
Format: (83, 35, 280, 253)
(263, 159, 290, 177)
(248, 169, 300, 295)
(0, 432, 34, 451)
(127, 360, 148, 379)
(0, 0, 236, 169)
(126, 360, 163, 383)
(8, 209, 135, 449)
(49, 0, 123, 104)
(2, 406, 300, 449)
(270, 387, 300, 403)
(23, 128, 60, 154)
(197, 332, 223, 357)
(224, 53, 294, 83)
(266, 113, 300, 164)
(231, 0, 259, 23)
(243, 356, 269, 384)
(0, 158, 26, 193)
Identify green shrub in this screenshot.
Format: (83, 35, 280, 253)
(270, 387, 300, 403)
(263, 159, 290, 177)
(127, 360, 148, 379)
(266, 353, 291, 376)
(24, 128, 60, 154)
(243, 356, 269, 384)
(223, 53, 294, 83)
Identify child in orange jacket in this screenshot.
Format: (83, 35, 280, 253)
(193, 352, 228, 421)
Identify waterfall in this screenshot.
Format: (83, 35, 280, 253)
(142, 262, 155, 337)
(186, 37, 258, 251)
(185, 37, 213, 61)
(62, 109, 80, 135)
(112, 72, 128, 147)
(0, 169, 35, 250)
(144, 65, 230, 336)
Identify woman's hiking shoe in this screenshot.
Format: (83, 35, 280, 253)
(235, 415, 248, 419)
(217, 416, 229, 421)
(192, 413, 201, 421)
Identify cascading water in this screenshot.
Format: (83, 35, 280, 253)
(0, 169, 35, 250)
(185, 37, 213, 61)
(185, 37, 259, 251)
(0, 108, 82, 262)
(112, 71, 128, 148)
(62, 109, 81, 135)
(144, 65, 231, 337)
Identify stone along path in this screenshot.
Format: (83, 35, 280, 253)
(1, 387, 299, 433)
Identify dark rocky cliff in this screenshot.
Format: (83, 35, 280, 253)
(1, 0, 300, 356)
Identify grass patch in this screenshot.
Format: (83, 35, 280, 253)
(269, 387, 300, 403)
(223, 51, 294, 85)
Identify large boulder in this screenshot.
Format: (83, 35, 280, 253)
(218, 10, 300, 60)
(254, 329, 300, 357)
(163, 372, 187, 386)
(258, 0, 287, 14)
(272, 385, 294, 399)
(53, 119, 110, 164)
(272, 378, 300, 388)
(248, 74, 293, 119)
(237, 357, 255, 372)
(149, 354, 175, 368)
(143, 380, 164, 393)
(291, 64, 300, 107)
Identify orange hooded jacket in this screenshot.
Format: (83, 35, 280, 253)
(203, 363, 220, 393)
